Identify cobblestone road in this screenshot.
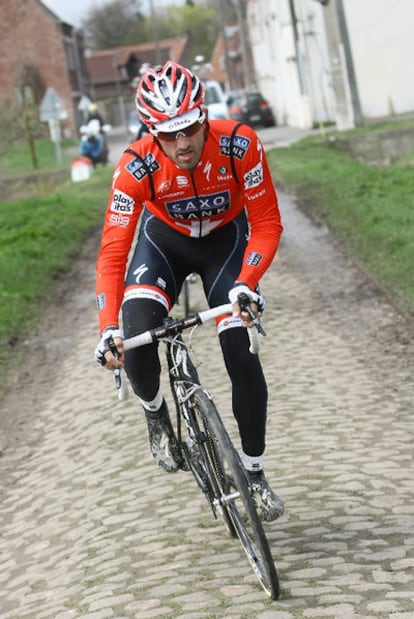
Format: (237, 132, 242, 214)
(0, 133, 413, 618)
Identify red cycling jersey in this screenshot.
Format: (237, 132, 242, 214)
(96, 119, 283, 332)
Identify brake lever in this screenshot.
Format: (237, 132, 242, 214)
(237, 292, 267, 337)
(107, 335, 121, 389)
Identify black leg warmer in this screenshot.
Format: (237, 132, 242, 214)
(219, 326, 268, 456)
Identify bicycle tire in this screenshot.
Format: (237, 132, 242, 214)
(189, 389, 280, 600)
(166, 339, 234, 534)
(184, 394, 237, 539)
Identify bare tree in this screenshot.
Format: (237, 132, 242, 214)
(81, 0, 147, 49)
(81, 0, 221, 65)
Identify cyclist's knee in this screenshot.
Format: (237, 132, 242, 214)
(122, 292, 168, 337)
(218, 320, 265, 382)
(121, 293, 167, 400)
(218, 320, 251, 362)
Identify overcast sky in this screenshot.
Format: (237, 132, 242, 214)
(42, 0, 184, 28)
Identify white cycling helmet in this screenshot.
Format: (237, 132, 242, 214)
(135, 61, 205, 131)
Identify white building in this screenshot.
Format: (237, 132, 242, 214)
(247, 0, 414, 129)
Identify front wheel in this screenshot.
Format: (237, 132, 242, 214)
(189, 389, 280, 600)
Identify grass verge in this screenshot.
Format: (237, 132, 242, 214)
(0, 165, 113, 369)
(267, 133, 414, 315)
(0, 137, 77, 173)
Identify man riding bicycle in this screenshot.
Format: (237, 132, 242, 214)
(94, 61, 284, 521)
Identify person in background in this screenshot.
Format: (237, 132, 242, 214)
(87, 102, 105, 131)
(94, 61, 284, 522)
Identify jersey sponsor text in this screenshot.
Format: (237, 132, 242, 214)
(110, 189, 135, 214)
(165, 190, 231, 220)
(126, 153, 160, 181)
(220, 134, 250, 159)
(244, 162, 263, 189)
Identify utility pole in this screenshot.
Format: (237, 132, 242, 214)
(149, 0, 161, 65)
(288, 0, 307, 95)
(233, 0, 255, 91)
(218, 0, 232, 88)
(112, 52, 127, 130)
(335, 0, 363, 125)
(318, 0, 363, 127)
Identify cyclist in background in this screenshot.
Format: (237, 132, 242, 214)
(94, 61, 284, 521)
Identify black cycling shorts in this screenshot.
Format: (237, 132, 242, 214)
(124, 208, 249, 309)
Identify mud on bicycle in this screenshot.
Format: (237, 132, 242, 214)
(110, 294, 281, 599)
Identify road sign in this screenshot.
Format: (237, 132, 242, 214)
(39, 87, 66, 164)
(40, 87, 68, 122)
(78, 95, 92, 111)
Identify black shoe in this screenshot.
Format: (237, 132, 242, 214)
(247, 470, 284, 522)
(145, 401, 184, 472)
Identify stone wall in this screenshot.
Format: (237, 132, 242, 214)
(330, 126, 414, 165)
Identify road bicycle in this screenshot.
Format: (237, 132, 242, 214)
(112, 295, 280, 599)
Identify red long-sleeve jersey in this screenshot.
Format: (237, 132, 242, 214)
(96, 119, 283, 332)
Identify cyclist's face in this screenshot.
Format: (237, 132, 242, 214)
(157, 122, 206, 170)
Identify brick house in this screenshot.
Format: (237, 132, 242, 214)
(0, 0, 89, 136)
(87, 36, 194, 99)
(85, 31, 249, 124)
(85, 35, 199, 124)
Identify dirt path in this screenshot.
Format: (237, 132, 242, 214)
(0, 165, 413, 616)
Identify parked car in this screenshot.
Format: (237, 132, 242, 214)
(204, 80, 230, 119)
(227, 91, 276, 128)
(226, 90, 245, 122)
(244, 92, 276, 127)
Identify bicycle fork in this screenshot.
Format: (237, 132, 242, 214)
(173, 381, 210, 490)
(173, 380, 240, 520)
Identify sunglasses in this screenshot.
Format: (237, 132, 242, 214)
(155, 119, 205, 142)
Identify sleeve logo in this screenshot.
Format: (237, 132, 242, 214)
(96, 293, 106, 310)
(126, 153, 159, 181)
(244, 161, 263, 189)
(110, 189, 135, 214)
(219, 134, 251, 160)
(246, 252, 263, 267)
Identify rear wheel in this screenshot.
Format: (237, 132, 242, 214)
(189, 389, 280, 600)
(180, 273, 197, 316)
(182, 278, 190, 316)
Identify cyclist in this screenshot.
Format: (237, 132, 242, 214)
(94, 61, 284, 521)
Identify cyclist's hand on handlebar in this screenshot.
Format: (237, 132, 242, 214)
(94, 327, 124, 369)
(228, 283, 265, 328)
